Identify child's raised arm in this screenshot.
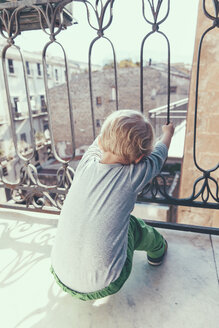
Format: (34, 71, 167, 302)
(129, 122, 174, 193)
(160, 122, 175, 149)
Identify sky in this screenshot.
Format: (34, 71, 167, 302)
(16, 0, 200, 65)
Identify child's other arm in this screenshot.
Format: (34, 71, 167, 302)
(76, 136, 102, 170)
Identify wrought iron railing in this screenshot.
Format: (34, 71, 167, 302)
(0, 0, 218, 222)
(0, 0, 75, 213)
(138, 0, 219, 210)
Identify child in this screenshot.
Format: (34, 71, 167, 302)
(51, 109, 174, 301)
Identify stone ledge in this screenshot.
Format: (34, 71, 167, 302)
(0, 208, 219, 328)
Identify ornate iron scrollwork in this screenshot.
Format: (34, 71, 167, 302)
(84, 0, 118, 138)
(140, 0, 170, 121)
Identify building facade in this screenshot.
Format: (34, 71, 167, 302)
(48, 63, 190, 157)
(0, 38, 93, 189)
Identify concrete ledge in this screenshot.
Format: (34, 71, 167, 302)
(0, 209, 219, 328)
(132, 202, 169, 222)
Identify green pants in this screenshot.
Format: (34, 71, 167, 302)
(51, 215, 165, 301)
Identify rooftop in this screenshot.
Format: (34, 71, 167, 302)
(1, 209, 219, 328)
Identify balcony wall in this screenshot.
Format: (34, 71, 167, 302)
(178, 0, 219, 227)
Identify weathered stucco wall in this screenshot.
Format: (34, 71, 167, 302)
(178, 0, 219, 227)
(48, 65, 189, 153)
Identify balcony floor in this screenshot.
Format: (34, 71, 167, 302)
(0, 209, 219, 328)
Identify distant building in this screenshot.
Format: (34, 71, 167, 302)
(48, 63, 190, 157)
(0, 38, 98, 189)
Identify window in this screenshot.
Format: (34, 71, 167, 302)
(26, 61, 30, 75)
(8, 59, 14, 74)
(55, 69, 58, 81)
(2, 166, 8, 176)
(151, 88, 156, 100)
(12, 97, 21, 117)
(43, 123, 49, 131)
(111, 87, 116, 101)
(35, 150, 39, 162)
(96, 96, 102, 105)
(20, 133, 27, 142)
(12, 97, 19, 112)
(46, 64, 50, 78)
(37, 63, 41, 76)
(96, 119, 101, 128)
(30, 96, 36, 109)
(40, 95, 47, 111)
(170, 86, 177, 93)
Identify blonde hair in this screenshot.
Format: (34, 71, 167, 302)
(99, 109, 155, 163)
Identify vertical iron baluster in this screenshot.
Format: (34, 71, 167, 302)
(1, 7, 35, 165)
(33, 1, 76, 163)
(193, 25, 216, 174)
(42, 40, 76, 162)
(84, 0, 118, 139)
(140, 0, 170, 124)
(193, 0, 219, 173)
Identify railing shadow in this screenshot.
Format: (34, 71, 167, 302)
(13, 266, 159, 328)
(0, 213, 55, 288)
(11, 235, 201, 328)
(1, 224, 216, 328)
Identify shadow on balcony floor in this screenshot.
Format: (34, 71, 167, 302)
(0, 209, 219, 328)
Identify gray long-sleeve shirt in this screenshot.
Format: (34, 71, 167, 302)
(51, 139, 168, 293)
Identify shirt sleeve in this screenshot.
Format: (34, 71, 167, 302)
(76, 137, 102, 171)
(129, 142, 168, 194)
